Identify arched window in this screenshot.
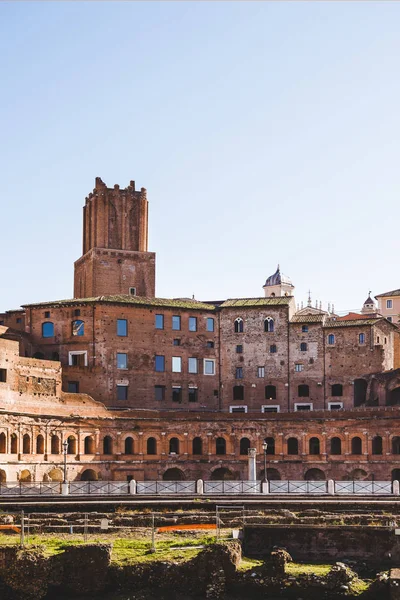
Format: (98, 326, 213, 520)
(72, 320, 85, 336)
(330, 437, 342, 455)
(103, 435, 113, 455)
(192, 437, 203, 455)
(147, 437, 157, 455)
(372, 436, 383, 455)
(351, 436, 362, 455)
(265, 385, 276, 400)
(327, 334, 335, 345)
(287, 437, 298, 455)
(51, 435, 60, 454)
(36, 434, 44, 454)
(233, 385, 244, 401)
(23, 434, 30, 454)
(392, 437, 400, 455)
(309, 437, 320, 455)
(264, 317, 274, 333)
(331, 384, 343, 397)
(300, 342, 307, 352)
(124, 437, 134, 455)
(0, 433, 6, 454)
(42, 322, 54, 338)
(67, 436, 76, 454)
(10, 433, 18, 454)
(216, 437, 226, 455)
(234, 318, 244, 333)
(169, 437, 179, 454)
(84, 436, 95, 454)
(239, 437, 251, 455)
(298, 384, 309, 397)
(264, 437, 275, 455)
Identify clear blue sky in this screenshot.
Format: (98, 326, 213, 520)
(1, 2, 399, 314)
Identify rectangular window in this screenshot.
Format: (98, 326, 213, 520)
(188, 358, 198, 374)
(117, 353, 128, 369)
(235, 367, 243, 379)
(117, 319, 128, 337)
(294, 363, 304, 372)
(359, 333, 365, 344)
(188, 387, 198, 402)
(294, 403, 313, 411)
(67, 381, 79, 393)
(16, 318, 21, 324)
(207, 341, 214, 348)
(68, 351, 88, 367)
(229, 406, 248, 413)
(0, 369, 7, 383)
(74, 309, 81, 317)
(155, 355, 165, 372)
(261, 405, 280, 413)
(172, 386, 182, 403)
(328, 402, 343, 410)
(172, 356, 182, 372)
(236, 345, 243, 353)
(129, 287, 136, 296)
(302, 325, 308, 333)
(155, 385, 165, 401)
(206, 318, 214, 332)
(44, 311, 50, 318)
(257, 366, 265, 378)
(387, 300, 393, 309)
(172, 315, 181, 330)
(117, 384, 128, 400)
(188, 316, 197, 332)
(155, 314, 164, 329)
(173, 338, 181, 346)
(204, 359, 215, 375)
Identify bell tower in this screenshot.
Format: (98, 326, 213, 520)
(73, 177, 156, 298)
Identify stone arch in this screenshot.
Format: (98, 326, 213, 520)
(81, 469, 98, 481)
(22, 434, 30, 454)
(350, 468, 368, 480)
(388, 387, 400, 406)
(10, 433, 17, 454)
(67, 435, 77, 454)
(0, 432, 6, 454)
(84, 435, 95, 454)
(330, 437, 342, 455)
(36, 434, 45, 454)
(124, 436, 134, 455)
(0, 469, 6, 483)
(20, 469, 32, 482)
(192, 437, 203, 455)
(103, 435, 113, 455)
(162, 468, 185, 481)
(354, 378, 367, 407)
(239, 437, 251, 455)
(210, 467, 235, 481)
(259, 468, 281, 480)
(304, 468, 326, 481)
(372, 435, 383, 455)
(287, 437, 299, 455)
(146, 437, 157, 455)
(51, 435, 60, 454)
(47, 468, 63, 482)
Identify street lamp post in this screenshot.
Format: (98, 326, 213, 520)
(62, 440, 68, 484)
(262, 441, 268, 483)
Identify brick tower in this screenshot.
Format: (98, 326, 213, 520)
(73, 177, 156, 298)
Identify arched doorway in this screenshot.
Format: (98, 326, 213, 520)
(211, 468, 235, 481)
(0, 433, 6, 454)
(304, 468, 326, 481)
(349, 468, 368, 480)
(372, 436, 383, 455)
(67, 436, 76, 454)
(162, 468, 185, 481)
(287, 438, 299, 455)
(47, 468, 63, 482)
(84, 436, 95, 454)
(81, 469, 98, 481)
(192, 437, 203, 455)
(36, 435, 45, 454)
(51, 435, 60, 454)
(351, 437, 363, 455)
(20, 469, 32, 482)
(330, 437, 342, 455)
(239, 437, 251, 455)
(124, 437, 134, 454)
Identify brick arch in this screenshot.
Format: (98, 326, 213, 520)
(213, 433, 231, 454)
(144, 435, 160, 455)
(210, 466, 237, 481)
(162, 467, 187, 481)
(167, 434, 185, 454)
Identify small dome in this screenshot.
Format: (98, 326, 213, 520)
(364, 295, 374, 306)
(264, 265, 293, 288)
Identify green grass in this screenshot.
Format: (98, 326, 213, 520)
(237, 557, 264, 572)
(286, 562, 331, 576)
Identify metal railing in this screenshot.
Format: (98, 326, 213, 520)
(136, 481, 196, 494)
(204, 480, 261, 494)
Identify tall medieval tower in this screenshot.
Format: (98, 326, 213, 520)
(73, 177, 156, 298)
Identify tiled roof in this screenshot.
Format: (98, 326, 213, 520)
(337, 312, 372, 321)
(220, 297, 292, 308)
(375, 289, 400, 298)
(290, 314, 325, 323)
(22, 295, 216, 311)
(324, 318, 382, 328)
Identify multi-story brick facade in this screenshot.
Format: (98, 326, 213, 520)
(0, 177, 400, 484)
